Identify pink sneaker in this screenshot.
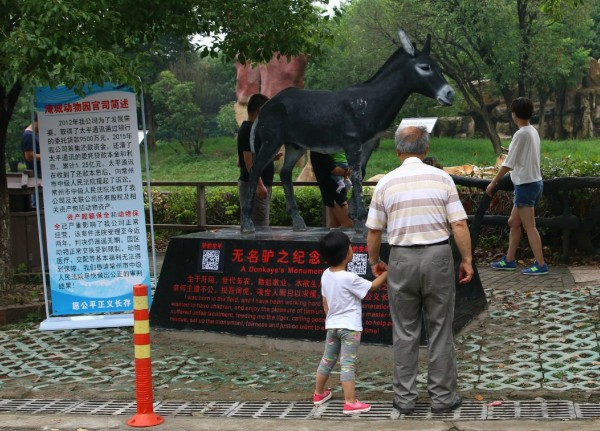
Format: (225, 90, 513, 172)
(313, 390, 332, 405)
(343, 400, 371, 415)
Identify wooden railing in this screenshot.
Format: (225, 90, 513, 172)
(452, 175, 600, 259)
(145, 177, 600, 259)
(144, 181, 381, 230)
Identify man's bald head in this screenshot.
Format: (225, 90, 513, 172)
(395, 125, 430, 156)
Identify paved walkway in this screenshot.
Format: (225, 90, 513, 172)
(0, 261, 598, 430)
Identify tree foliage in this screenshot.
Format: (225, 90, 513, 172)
(305, 0, 464, 126)
(216, 102, 239, 137)
(151, 71, 204, 155)
(170, 55, 236, 117)
(313, 0, 591, 153)
(0, 0, 334, 289)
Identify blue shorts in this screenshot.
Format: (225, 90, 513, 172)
(514, 181, 543, 207)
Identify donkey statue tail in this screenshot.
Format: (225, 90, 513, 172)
(249, 120, 259, 154)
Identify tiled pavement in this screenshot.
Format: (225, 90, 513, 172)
(0, 262, 597, 404)
(478, 265, 576, 291)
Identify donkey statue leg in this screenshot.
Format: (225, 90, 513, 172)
(345, 144, 367, 233)
(240, 156, 268, 234)
(360, 137, 380, 178)
(280, 144, 308, 231)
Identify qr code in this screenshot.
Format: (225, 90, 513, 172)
(347, 253, 367, 275)
(202, 249, 220, 271)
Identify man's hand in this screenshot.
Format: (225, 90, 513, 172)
(256, 182, 268, 199)
(457, 260, 473, 284)
(370, 260, 388, 277)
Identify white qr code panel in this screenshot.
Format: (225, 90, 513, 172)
(202, 249, 221, 271)
(347, 253, 367, 275)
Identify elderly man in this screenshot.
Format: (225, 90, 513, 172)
(366, 125, 473, 415)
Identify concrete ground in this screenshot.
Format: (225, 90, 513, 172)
(0, 413, 599, 431)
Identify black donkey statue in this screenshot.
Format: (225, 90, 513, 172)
(241, 30, 455, 233)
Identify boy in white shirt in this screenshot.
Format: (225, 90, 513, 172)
(486, 97, 548, 275)
(312, 230, 387, 414)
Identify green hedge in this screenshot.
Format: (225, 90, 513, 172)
(145, 156, 600, 229)
(146, 185, 376, 228)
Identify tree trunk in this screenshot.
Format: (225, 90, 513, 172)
(144, 94, 157, 149)
(552, 88, 566, 139)
(538, 93, 548, 139)
(500, 87, 517, 135)
(469, 107, 503, 155)
(0, 177, 11, 292)
(481, 114, 503, 155)
(0, 82, 22, 290)
(0, 112, 13, 291)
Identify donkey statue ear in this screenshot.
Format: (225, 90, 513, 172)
(398, 30, 415, 57)
(423, 34, 431, 55)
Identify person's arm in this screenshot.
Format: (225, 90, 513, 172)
(367, 228, 388, 276)
(23, 150, 40, 162)
(243, 151, 268, 199)
(331, 166, 350, 176)
(21, 132, 40, 162)
(450, 219, 474, 284)
(369, 270, 388, 291)
(322, 296, 329, 315)
(485, 165, 511, 196)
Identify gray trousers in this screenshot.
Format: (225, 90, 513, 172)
(238, 181, 271, 227)
(387, 243, 458, 409)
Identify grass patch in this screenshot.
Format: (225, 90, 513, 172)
(142, 136, 600, 182)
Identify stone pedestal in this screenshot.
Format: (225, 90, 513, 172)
(150, 227, 486, 345)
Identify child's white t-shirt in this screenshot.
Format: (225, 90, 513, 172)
(502, 124, 542, 185)
(321, 268, 372, 331)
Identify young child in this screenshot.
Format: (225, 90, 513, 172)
(331, 152, 352, 193)
(312, 230, 388, 415)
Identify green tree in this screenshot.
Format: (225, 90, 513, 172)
(305, 0, 463, 126)
(5, 94, 30, 171)
(357, 0, 590, 152)
(137, 36, 197, 149)
(589, 1, 600, 59)
(0, 0, 333, 289)
(170, 54, 236, 117)
(169, 53, 237, 137)
(151, 71, 204, 155)
(216, 102, 239, 137)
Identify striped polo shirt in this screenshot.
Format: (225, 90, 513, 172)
(366, 157, 467, 246)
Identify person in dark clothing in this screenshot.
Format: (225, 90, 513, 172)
(21, 115, 42, 208)
(237, 94, 281, 226)
(310, 151, 353, 228)
(21, 116, 42, 177)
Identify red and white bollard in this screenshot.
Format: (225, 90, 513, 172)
(127, 284, 164, 427)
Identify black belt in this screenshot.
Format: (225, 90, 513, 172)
(392, 239, 449, 248)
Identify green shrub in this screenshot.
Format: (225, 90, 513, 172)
(145, 188, 197, 225)
(542, 156, 600, 178)
(147, 186, 331, 228)
(205, 187, 240, 225)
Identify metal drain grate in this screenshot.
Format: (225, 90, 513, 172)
(486, 401, 577, 420)
(66, 400, 138, 416)
(0, 399, 598, 420)
(154, 401, 239, 417)
(576, 403, 600, 419)
(229, 401, 316, 419)
(0, 399, 79, 414)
